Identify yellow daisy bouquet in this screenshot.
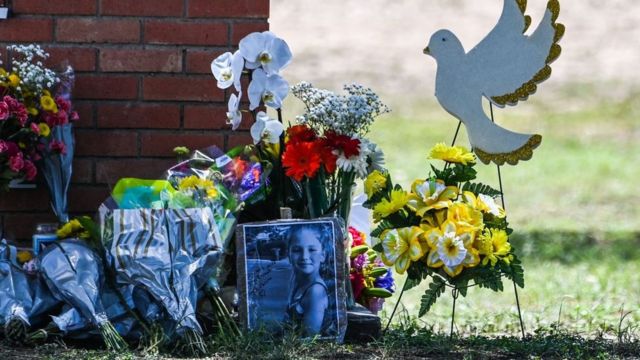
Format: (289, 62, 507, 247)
(364, 143, 524, 316)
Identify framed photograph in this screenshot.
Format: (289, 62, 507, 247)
(236, 218, 347, 341)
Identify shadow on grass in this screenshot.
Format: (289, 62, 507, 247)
(511, 230, 640, 263)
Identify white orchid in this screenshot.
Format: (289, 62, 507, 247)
(247, 69, 289, 110)
(250, 111, 284, 145)
(239, 31, 292, 75)
(211, 50, 244, 91)
(226, 91, 242, 130)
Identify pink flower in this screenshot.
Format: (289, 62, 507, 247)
(0, 140, 7, 154)
(45, 110, 68, 127)
(3, 141, 19, 157)
(9, 152, 24, 172)
(23, 160, 37, 181)
(3, 96, 19, 110)
(55, 96, 71, 113)
(70, 111, 79, 122)
(49, 140, 67, 154)
(0, 101, 9, 121)
(14, 107, 28, 126)
(30, 122, 40, 135)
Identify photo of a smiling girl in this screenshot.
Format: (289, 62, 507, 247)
(237, 219, 346, 341)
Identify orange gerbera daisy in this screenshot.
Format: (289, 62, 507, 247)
(282, 141, 322, 181)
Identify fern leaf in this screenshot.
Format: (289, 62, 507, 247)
(419, 277, 446, 317)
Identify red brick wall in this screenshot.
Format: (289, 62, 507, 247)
(0, 0, 268, 242)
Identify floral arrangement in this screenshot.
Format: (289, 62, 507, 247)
(364, 143, 525, 316)
(211, 32, 390, 224)
(0, 45, 77, 190)
(348, 226, 394, 314)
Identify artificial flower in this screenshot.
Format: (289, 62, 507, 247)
(55, 96, 71, 113)
(40, 95, 58, 113)
(367, 142, 386, 173)
(373, 188, 409, 221)
(374, 269, 395, 294)
(428, 142, 476, 165)
(407, 179, 458, 216)
(476, 228, 511, 266)
(172, 146, 190, 156)
(38, 123, 51, 137)
(349, 226, 366, 247)
(462, 191, 506, 218)
(239, 31, 292, 75)
(226, 91, 242, 130)
(16, 250, 33, 264)
(211, 50, 244, 91)
(380, 226, 427, 274)
(364, 170, 387, 198)
(424, 221, 480, 277)
(250, 111, 284, 145)
(446, 202, 484, 240)
(30, 122, 40, 135)
(8, 74, 20, 87)
(247, 68, 289, 110)
(282, 141, 321, 181)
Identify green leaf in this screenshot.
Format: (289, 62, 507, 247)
(405, 262, 434, 291)
(76, 216, 102, 249)
(474, 267, 504, 292)
(363, 287, 393, 298)
(371, 219, 395, 238)
(369, 267, 389, 278)
(419, 277, 446, 317)
(449, 164, 477, 183)
(461, 182, 502, 197)
(372, 242, 383, 253)
(499, 255, 525, 288)
(350, 245, 369, 258)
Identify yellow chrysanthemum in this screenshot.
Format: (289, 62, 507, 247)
(423, 220, 480, 277)
(476, 228, 511, 266)
(364, 170, 387, 198)
(17, 250, 33, 264)
(38, 123, 51, 137)
(8, 74, 20, 87)
(28, 107, 39, 116)
(380, 226, 427, 274)
(56, 219, 90, 239)
(428, 142, 476, 165)
(447, 202, 484, 240)
(462, 191, 506, 218)
(206, 187, 218, 199)
(178, 175, 214, 190)
(373, 188, 409, 221)
(40, 95, 58, 113)
(407, 179, 458, 217)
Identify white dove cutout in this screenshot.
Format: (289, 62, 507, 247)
(424, 0, 564, 165)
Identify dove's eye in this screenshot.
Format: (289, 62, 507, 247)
(442, 38, 447, 42)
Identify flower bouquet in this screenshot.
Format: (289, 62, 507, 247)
(0, 44, 79, 222)
(364, 143, 525, 317)
(348, 226, 394, 314)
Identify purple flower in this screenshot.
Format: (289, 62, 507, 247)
(351, 253, 368, 272)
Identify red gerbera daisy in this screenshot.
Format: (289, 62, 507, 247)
(282, 141, 321, 181)
(325, 131, 360, 158)
(286, 124, 316, 144)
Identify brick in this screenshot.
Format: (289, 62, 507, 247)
(231, 21, 269, 44)
(0, 19, 53, 42)
(226, 132, 253, 150)
(143, 76, 222, 102)
(101, 0, 183, 16)
(186, 49, 226, 74)
(140, 131, 224, 157)
(188, 0, 269, 18)
(0, 188, 50, 212)
(46, 47, 97, 72)
(3, 213, 58, 242)
(184, 104, 228, 129)
(95, 158, 176, 184)
(75, 75, 139, 100)
(68, 186, 110, 212)
(71, 158, 94, 184)
(72, 101, 95, 128)
(100, 48, 182, 73)
(97, 103, 180, 129)
(13, 0, 97, 15)
(75, 130, 138, 156)
(57, 18, 140, 43)
(145, 20, 227, 46)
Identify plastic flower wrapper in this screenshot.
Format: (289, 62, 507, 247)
(38, 239, 127, 351)
(0, 240, 34, 343)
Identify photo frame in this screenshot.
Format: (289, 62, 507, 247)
(236, 218, 347, 341)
